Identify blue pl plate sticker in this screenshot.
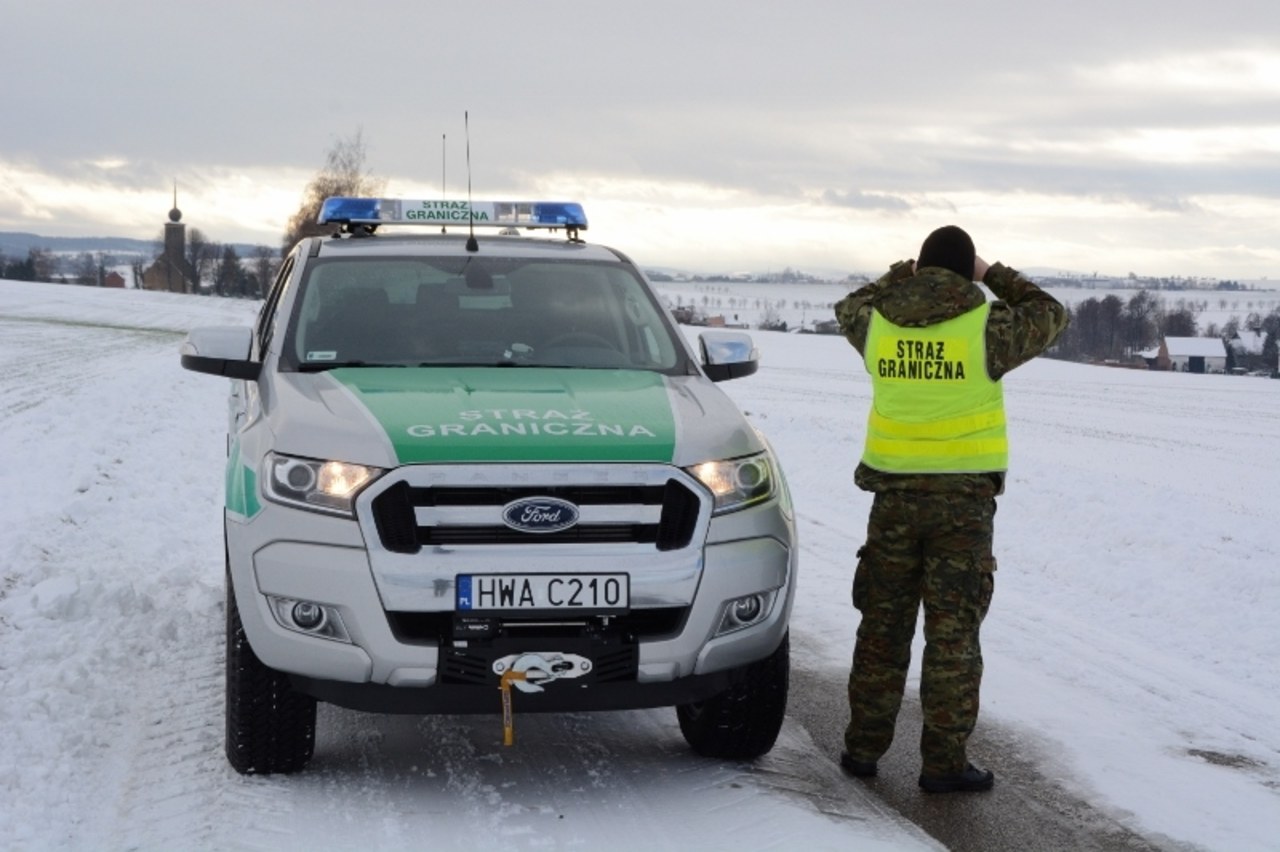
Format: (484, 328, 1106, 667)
(457, 575, 473, 610)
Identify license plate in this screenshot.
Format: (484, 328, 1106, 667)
(457, 573, 629, 612)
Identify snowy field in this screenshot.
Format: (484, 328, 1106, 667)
(2, 279, 1278, 851)
(654, 278, 1280, 337)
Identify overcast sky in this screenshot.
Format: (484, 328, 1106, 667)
(3, 1, 1278, 279)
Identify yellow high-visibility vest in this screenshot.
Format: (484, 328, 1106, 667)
(861, 304, 1008, 474)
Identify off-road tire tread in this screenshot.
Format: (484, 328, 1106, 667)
(676, 632, 789, 760)
(225, 577, 316, 775)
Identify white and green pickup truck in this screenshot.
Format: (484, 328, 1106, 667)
(181, 198, 796, 774)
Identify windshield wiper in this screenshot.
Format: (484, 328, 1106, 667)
(298, 361, 406, 372)
(416, 359, 531, 368)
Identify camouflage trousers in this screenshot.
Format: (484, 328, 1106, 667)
(844, 490, 996, 775)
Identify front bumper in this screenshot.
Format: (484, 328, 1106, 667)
(226, 463, 796, 713)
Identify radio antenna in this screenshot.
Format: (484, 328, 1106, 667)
(464, 111, 478, 252)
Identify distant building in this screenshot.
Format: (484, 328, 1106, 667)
(1229, 330, 1265, 358)
(103, 271, 126, 289)
(142, 186, 197, 293)
(670, 305, 703, 325)
(1156, 337, 1227, 373)
(1227, 330, 1276, 374)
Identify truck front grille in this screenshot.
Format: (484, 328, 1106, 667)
(371, 478, 702, 554)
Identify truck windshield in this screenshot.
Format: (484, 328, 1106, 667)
(281, 257, 687, 373)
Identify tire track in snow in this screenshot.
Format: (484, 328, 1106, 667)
(0, 318, 175, 421)
(294, 708, 698, 848)
(105, 638, 299, 852)
(993, 592, 1280, 772)
(265, 703, 925, 850)
(0, 319, 251, 850)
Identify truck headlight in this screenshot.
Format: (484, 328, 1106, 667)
(686, 451, 776, 514)
(263, 452, 383, 516)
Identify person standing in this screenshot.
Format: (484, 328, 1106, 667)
(833, 226, 1068, 792)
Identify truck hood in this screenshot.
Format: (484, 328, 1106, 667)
(269, 367, 761, 468)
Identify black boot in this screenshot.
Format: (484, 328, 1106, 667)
(840, 751, 878, 778)
(918, 763, 994, 793)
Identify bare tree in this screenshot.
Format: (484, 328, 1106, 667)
(1097, 294, 1124, 357)
(1123, 290, 1159, 353)
(1075, 299, 1102, 357)
(282, 129, 386, 255)
(1258, 309, 1280, 371)
(30, 248, 56, 282)
(251, 246, 279, 299)
(73, 252, 98, 286)
(1161, 308, 1198, 338)
(186, 228, 216, 292)
(213, 244, 242, 297)
(757, 303, 787, 332)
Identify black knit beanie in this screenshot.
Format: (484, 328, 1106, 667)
(917, 226, 975, 280)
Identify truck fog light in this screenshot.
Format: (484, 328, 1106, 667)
(292, 602, 325, 630)
(268, 596, 352, 643)
(716, 591, 776, 636)
(733, 595, 762, 623)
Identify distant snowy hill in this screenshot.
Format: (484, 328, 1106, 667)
(0, 231, 270, 258)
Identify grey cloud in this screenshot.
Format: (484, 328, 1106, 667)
(1141, 196, 1203, 214)
(820, 190, 913, 211)
(3, 0, 1280, 278)
(924, 154, 1280, 201)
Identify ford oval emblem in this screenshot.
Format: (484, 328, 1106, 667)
(501, 497, 581, 534)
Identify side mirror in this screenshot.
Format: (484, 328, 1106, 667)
(180, 326, 260, 380)
(698, 330, 759, 382)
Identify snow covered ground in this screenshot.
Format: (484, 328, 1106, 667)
(1, 279, 1277, 850)
(655, 278, 1280, 337)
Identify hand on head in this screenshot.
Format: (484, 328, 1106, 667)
(973, 255, 989, 282)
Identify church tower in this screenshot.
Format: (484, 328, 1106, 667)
(163, 182, 186, 291)
(142, 182, 197, 293)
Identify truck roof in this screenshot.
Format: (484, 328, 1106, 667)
(312, 232, 624, 263)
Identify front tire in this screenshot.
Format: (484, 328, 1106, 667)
(677, 632, 789, 760)
(225, 574, 317, 775)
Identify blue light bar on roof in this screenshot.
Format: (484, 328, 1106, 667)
(318, 197, 587, 230)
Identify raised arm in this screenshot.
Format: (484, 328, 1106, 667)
(834, 260, 914, 355)
(981, 259, 1069, 379)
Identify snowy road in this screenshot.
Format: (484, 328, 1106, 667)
(2, 280, 1278, 851)
(0, 284, 933, 851)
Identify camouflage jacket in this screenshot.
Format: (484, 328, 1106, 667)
(834, 261, 1069, 494)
